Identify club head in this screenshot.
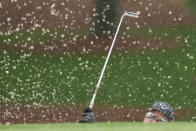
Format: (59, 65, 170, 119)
(124, 11, 139, 18)
(124, 12, 138, 18)
(78, 108, 96, 123)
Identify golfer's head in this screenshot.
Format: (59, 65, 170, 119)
(144, 101, 174, 123)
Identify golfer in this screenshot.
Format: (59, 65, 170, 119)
(144, 101, 174, 123)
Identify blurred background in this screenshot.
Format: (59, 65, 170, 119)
(0, 0, 196, 124)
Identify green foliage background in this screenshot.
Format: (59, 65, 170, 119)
(186, 0, 196, 13)
(93, 0, 119, 36)
(1, 27, 196, 110)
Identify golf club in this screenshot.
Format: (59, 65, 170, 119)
(79, 11, 139, 123)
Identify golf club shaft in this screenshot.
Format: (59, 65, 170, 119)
(89, 12, 138, 109)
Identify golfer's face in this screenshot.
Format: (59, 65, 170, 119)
(144, 110, 169, 123)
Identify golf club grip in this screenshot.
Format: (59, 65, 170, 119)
(89, 93, 96, 109)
